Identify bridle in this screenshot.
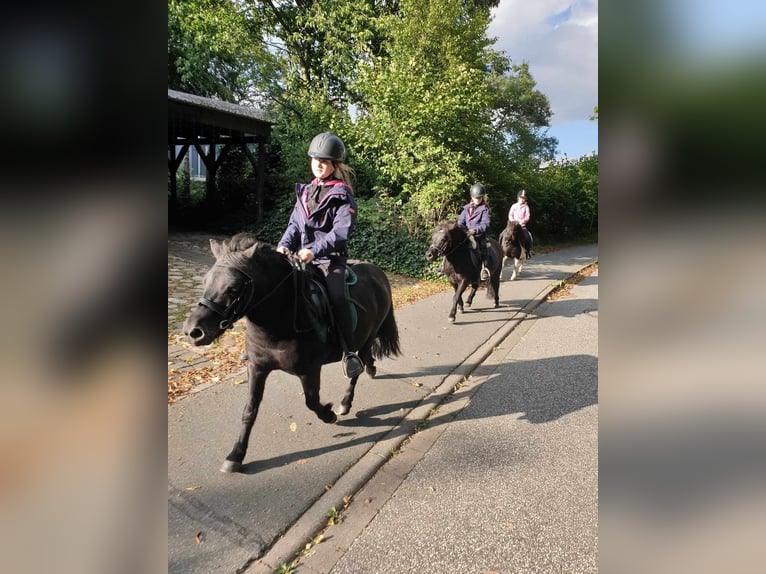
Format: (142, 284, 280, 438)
(197, 251, 325, 334)
(429, 227, 469, 258)
(197, 257, 294, 330)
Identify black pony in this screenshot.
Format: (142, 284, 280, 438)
(498, 219, 530, 281)
(425, 221, 502, 322)
(183, 233, 401, 473)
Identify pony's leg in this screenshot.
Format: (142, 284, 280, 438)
(360, 345, 376, 378)
(300, 367, 338, 424)
(335, 374, 360, 416)
(465, 282, 478, 307)
(335, 344, 374, 416)
(221, 364, 268, 473)
(511, 258, 520, 281)
(449, 284, 466, 322)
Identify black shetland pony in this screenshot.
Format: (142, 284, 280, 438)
(425, 221, 502, 323)
(183, 233, 401, 473)
(498, 219, 529, 281)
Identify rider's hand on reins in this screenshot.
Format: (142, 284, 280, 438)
(277, 246, 302, 270)
(296, 248, 315, 263)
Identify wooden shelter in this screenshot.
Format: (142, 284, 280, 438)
(168, 89, 272, 221)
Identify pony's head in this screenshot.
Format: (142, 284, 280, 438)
(183, 233, 280, 346)
(425, 221, 460, 262)
(502, 220, 523, 250)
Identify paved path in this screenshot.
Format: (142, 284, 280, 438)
(306, 268, 598, 574)
(168, 234, 597, 573)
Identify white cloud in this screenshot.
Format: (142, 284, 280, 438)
(487, 1, 598, 126)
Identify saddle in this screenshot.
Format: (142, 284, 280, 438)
(468, 240, 495, 274)
(299, 265, 361, 343)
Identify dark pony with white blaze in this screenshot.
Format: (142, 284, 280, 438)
(424, 221, 502, 322)
(183, 233, 401, 473)
(499, 219, 528, 281)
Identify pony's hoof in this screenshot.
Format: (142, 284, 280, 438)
(494, 303, 500, 308)
(325, 410, 338, 424)
(448, 316, 456, 323)
(334, 404, 351, 416)
(220, 460, 242, 473)
(366, 365, 377, 378)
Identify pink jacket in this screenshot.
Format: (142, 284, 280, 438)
(508, 201, 530, 227)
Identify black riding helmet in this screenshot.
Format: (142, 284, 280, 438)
(307, 132, 346, 161)
(517, 189, 528, 200)
(470, 183, 486, 198)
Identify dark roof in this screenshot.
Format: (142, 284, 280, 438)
(168, 89, 272, 144)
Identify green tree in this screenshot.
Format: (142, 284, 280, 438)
(352, 0, 495, 225)
(168, 0, 277, 104)
(530, 154, 598, 243)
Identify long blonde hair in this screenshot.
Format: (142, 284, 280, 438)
(332, 162, 355, 191)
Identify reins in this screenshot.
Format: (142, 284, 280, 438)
(198, 251, 338, 336)
(288, 257, 318, 334)
(198, 257, 295, 330)
(431, 228, 470, 259)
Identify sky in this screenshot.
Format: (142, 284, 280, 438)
(487, 1, 598, 159)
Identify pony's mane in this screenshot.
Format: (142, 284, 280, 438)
(506, 219, 523, 235)
(220, 232, 280, 267)
(226, 232, 261, 252)
(436, 220, 459, 231)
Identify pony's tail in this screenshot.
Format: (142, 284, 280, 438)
(371, 305, 401, 359)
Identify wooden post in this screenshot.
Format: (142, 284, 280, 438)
(168, 142, 189, 207)
(168, 144, 177, 206)
(257, 138, 267, 223)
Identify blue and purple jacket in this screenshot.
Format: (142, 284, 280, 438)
(457, 201, 490, 241)
(278, 178, 357, 264)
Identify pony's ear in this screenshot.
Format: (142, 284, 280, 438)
(242, 244, 258, 260)
(210, 238, 224, 259)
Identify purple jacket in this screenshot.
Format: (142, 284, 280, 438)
(278, 178, 357, 264)
(457, 202, 490, 239)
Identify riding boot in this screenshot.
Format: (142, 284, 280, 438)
(334, 301, 364, 378)
(479, 244, 490, 280)
(525, 229, 533, 259)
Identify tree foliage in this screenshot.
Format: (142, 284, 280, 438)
(529, 154, 598, 243)
(168, 0, 277, 104)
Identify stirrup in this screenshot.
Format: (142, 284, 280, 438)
(480, 265, 490, 280)
(341, 352, 364, 378)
